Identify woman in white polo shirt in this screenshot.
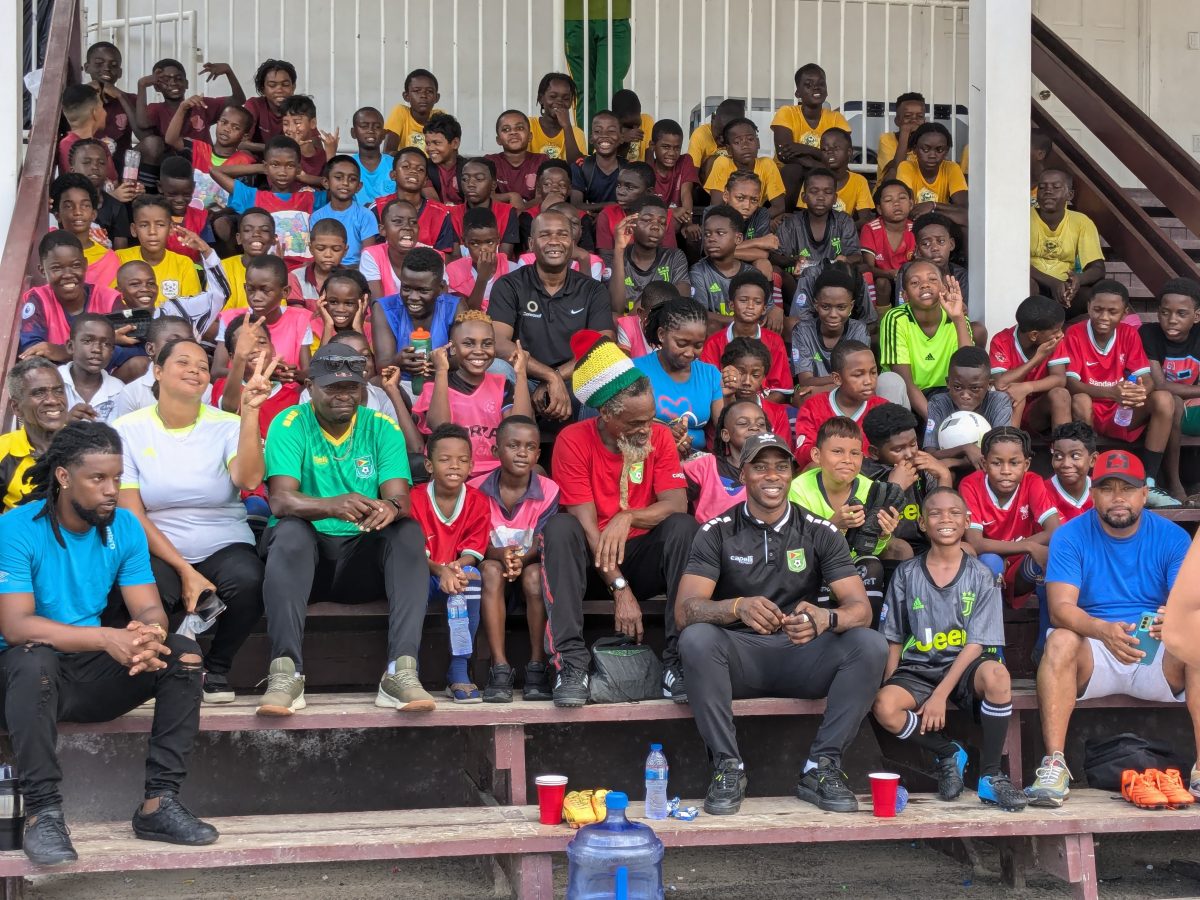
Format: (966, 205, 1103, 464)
(115, 327, 274, 703)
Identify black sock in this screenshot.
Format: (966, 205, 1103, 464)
(1141, 449, 1164, 483)
(897, 710, 957, 758)
(979, 700, 1012, 777)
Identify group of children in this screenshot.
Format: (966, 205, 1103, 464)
(27, 42, 1200, 721)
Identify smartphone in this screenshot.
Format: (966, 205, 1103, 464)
(1133, 610, 1162, 667)
(104, 308, 153, 342)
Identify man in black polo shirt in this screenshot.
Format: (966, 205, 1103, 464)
(677, 433, 888, 816)
(489, 209, 614, 423)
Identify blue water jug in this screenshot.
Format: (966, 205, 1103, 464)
(565, 792, 664, 899)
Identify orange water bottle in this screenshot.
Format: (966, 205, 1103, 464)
(409, 327, 432, 394)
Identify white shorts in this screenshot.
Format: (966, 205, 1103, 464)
(1077, 636, 1184, 704)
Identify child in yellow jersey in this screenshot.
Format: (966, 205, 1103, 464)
(115, 195, 200, 306)
(797, 128, 874, 226)
(771, 63, 851, 208)
(688, 98, 742, 183)
(876, 92, 926, 182)
(896, 123, 968, 228)
(529, 72, 586, 163)
(704, 119, 786, 226)
(383, 68, 442, 153)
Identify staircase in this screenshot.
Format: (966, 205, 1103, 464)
(1107, 189, 1200, 310)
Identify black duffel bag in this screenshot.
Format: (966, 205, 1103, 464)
(1083, 732, 1188, 790)
(588, 635, 664, 704)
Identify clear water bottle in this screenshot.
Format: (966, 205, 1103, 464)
(447, 593, 472, 656)
(566, 791, 664, 900)
(1114, 374, 1137, 427)
(644, 743, 669, 820)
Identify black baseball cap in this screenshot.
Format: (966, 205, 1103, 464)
(739, 432, 795, 467)
(309, 342, 368, 387)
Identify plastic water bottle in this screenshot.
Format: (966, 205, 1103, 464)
(447, 593, 472, 656)
(409, 327, 432, 394)
(644, 743, 669, 820)
(1114, 374, 1137, 427)
(566, 792, 664, 899)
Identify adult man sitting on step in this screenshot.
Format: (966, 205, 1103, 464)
(0, 422, 217, 865)
(1029, 450, 1198, 808)
(258, 342, 434, 715)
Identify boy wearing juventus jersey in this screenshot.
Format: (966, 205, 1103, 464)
(874, 487, 1027, 811)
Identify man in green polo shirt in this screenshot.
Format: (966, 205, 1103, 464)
(258, 342, 434, 716)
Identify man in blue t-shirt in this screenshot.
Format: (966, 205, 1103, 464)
(0, 423, 217, 865)
(1027, 450, 1196, 809)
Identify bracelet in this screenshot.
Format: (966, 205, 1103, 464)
(731, 597, 742, 618)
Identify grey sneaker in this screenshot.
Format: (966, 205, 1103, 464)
(1024, 751, 1071, 807)
(255, 657, 306, 716)
(1146, 479, 1182, 508)
(376, 656, 437, 712)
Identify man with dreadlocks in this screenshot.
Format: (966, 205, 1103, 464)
(0, 422, 217, 865)
(541, 330, 698, 707)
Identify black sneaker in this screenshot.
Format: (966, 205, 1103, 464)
(523, 661, 553, 701)
(132, 794, 219, 846)
(552, 663, 589, 708)
(662, 664, 688, 704)
(23, 807, 77, 865)
(703, 757, 748, 816)
(482, 664, 514, 703)
(795, 756, 859, 813)
(202, 671, 235, 704)
(934, 742, 967, 801)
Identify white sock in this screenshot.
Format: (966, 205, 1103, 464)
(803, 759, 818, 774)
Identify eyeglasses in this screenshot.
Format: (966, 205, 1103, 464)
(317, 355, 367, 376)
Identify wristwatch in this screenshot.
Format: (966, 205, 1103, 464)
(827, 610, 839, 633)
(608, 577, 629, 595)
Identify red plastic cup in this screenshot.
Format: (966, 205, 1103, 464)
(869, 772, 901, 818)
(535, 775, 568, 825)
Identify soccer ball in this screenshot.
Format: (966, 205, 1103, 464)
(937, 410, 992, 449)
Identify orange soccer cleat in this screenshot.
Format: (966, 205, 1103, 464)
(1121, 769, 1169, 810)
(1149, 768, 1196, 808)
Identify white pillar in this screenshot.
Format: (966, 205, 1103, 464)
(968, 0, 1031, 338)
(0, 1, 24, 252)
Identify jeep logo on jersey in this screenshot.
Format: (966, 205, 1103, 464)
(787, 548, 806, 573)
(355, 455, 375, 478)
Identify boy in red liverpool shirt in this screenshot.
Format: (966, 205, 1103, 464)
(988, 293, 1068, 431)
(409, 423, 493, 703)
(648, 119, 700, 233)
(1053, 279, 1180, 506)
(1045, 421, 1097, 525)
(793, 340, 886, 461)
(961, 427, 1058, 607)
(718, 337, 792, 447)
(158, 157, 211, 262)
(859, 179, 915, 309)
(485, 110, 548, 207)
(595, 163, 678, 251)
(702, 270, 791, 396)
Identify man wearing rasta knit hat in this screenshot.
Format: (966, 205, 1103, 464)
(541, 331, 699, 707)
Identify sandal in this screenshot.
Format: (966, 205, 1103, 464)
(445, 682, 483, 704)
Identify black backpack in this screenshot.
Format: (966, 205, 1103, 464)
(1083, 733, 1187, 790)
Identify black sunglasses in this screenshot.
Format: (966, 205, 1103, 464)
(317, 355, 368, 376)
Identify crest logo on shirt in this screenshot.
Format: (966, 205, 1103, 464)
(918, 188, 937, 204)
(802, 133, 819, 147)
(162, 279, 180, 300)
(656, 266, 671, 281)
(355, 455, 375, 479)
(961, 590, 976, 618)
(912, 597, 925, 611)
(787, 548, 806, 573)
(1019, 504, 1030, 520)
(20, 302, 34, 321)
(629, 462, 644, 484)
(190, 114, 206, 132)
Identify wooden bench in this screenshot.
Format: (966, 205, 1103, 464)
(3, 791, 1194, 899)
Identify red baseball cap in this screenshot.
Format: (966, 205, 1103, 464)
(1091, 450, 1145, 487)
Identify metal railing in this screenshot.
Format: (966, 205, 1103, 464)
(82, 0, 969, 157)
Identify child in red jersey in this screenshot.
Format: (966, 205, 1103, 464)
(648, 119, 700, 235)
(449, 158, 520, 257)
(158, 156, 211, 262)
(423, 113, 465, 205)
(702, 270, 791, 395)
(242, 58, 296, 152)
(214, 255, 313, 378)
(213, 314, 301, 436)
(859, 179, 915, 309)
(484, 110, 548, 207)
(719, 338, 792, 447)
(793, 339, 886, 461)
(595, 163, 678, 251)
(408, 423, 493, 703)
(961, 427, 1059, 607)
(989, 293, 1068, 431)
(370, 148, 456, 255)
(1053, 279, 1181, 505)
(164, 100, 254, 175)
(1045, 421, 1097, 525)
